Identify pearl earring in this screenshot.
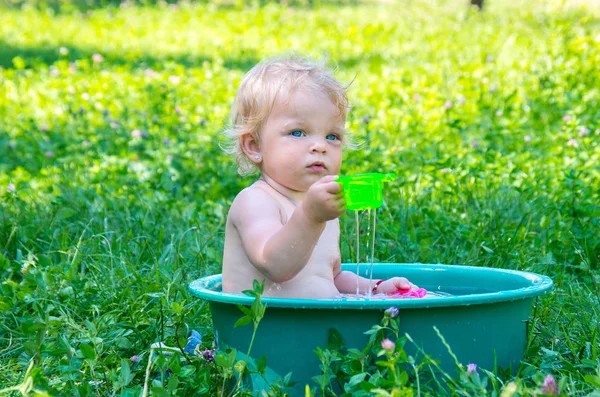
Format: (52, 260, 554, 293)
(254, 154, 261, 161)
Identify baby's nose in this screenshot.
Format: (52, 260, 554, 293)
(310, 137, 327, 152)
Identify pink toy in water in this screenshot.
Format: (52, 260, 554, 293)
(387, 287, 427, 298)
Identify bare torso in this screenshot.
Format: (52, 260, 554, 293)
(222, 180, 341, 298)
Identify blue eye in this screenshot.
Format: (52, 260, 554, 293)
(326, 134, 339, 141)
(290, 130, 304, 137)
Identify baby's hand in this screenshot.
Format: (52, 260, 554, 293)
(301, 175, 346, 223)
(374, 277, 415, 294)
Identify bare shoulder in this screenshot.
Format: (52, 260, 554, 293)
(228, 184, 284, 227)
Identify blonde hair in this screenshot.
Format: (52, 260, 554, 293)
(222, 56, 353, 176)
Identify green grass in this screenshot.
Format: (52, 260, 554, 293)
(1, 0, 600, 395)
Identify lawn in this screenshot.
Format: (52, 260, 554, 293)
(1, 0, 599, 395)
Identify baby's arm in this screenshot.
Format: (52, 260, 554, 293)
(334, 268, 414, 294)
(232, 176, 344, 283)
(334, 270, 379, 294)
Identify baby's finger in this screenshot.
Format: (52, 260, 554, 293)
(318, 175, 339, 184)
(335, 198, 346, 211)
(324, 180, 342, 194)
(394, 277, 412, 290)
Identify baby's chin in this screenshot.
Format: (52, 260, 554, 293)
(267, 174, 318, 190)
(298, 174, 330, 188)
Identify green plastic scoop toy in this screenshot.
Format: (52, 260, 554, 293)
(337, 172, 396, 210)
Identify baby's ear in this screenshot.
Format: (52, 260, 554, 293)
(240, 132, 261, 162)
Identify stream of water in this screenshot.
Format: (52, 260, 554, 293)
(350, 208, 453, 300)
(354, 208, 378, 298)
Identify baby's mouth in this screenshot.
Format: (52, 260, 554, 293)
(307, 162, 326, 172)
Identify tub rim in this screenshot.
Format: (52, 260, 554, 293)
(188, 263, 553, 309)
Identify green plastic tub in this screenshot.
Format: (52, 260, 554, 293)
(189, 263, 553, 394)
